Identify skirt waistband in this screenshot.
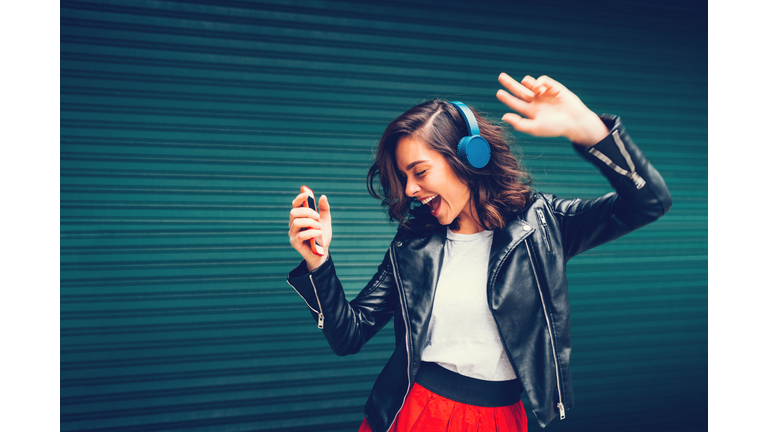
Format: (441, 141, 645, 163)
(414, 362, 523, 408)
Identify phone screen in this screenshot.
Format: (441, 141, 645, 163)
(307, 195, 317, 212)
(305, 194, 323, 247)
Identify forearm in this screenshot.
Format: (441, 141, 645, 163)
(286, 253, 396, 356)
(575, 115, 673, 222)
(554, 115, 672, 258)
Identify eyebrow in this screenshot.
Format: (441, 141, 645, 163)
(404, 160, 427, 171)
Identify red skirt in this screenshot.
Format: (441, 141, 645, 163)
(358, 383, 528, 432)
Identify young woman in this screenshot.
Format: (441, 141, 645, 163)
(287, 73, 672, 432)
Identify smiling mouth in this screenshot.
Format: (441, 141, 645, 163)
(421, 195, 441, 215)
(420, 195, 437, 205)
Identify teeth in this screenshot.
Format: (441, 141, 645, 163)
(421, 195, 437, 205)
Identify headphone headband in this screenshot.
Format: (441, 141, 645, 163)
(450, 101, 480, 136)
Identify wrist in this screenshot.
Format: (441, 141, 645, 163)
(567, 111, 610, 147)
(306, 254, 329, 272)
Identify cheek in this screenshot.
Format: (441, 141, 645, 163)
(450, 176, 470, 199)
(444, 182, 468, 211)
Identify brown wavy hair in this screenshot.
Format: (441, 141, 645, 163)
(367, 99, 532, 232)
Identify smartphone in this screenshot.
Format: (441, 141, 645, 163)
(300, 185, 325, 256)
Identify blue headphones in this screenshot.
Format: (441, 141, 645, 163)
(450, 101, 491, 169)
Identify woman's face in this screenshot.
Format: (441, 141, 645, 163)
(395, 135, 481, 234)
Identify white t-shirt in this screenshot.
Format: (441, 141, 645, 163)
(420, 228, 517, 381)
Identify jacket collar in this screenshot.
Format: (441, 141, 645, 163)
(391, 217, 536, 307)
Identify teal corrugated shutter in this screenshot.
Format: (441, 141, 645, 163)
(61, 1, 706, 431)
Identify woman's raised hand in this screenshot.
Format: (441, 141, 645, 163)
(496, 73, 609, 147)
(289, 192, 332, 271)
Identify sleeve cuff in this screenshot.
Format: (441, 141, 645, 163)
(573, 114, 621, 155)
(286, 255, 334, 314)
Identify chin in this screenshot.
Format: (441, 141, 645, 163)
(437, 216, 459, 229)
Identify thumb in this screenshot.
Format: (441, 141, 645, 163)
(318, 195, 331, 217)
(503, 113, 537, 135)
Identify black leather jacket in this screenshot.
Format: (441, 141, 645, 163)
(287, 115, 672, 430)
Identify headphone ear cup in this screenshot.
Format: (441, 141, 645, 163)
(458, 135, 491, 169)
(457, 136, 471, 165)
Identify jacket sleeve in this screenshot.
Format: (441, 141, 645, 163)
(549, 115, 673, 260)
(286, 251, 398, 356)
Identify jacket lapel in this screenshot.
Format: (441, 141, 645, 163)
(391, 228, 447, 362)
(488, 217, 535, 288)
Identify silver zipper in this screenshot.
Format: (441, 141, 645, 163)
(587, 130, 646, 189)
(535, 208, 552, 252)
(309, 274, 324, 329)
(388, 247, 412, 431)
(525, 239, 565, 420)
(286, 280, 319, 315)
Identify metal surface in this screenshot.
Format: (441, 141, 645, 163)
(60, 1, 707, 431)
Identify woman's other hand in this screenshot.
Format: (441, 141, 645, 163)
(289, 192, 332, 271)
(496, 73, 609, 147)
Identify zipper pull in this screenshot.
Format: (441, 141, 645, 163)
(536, 208, 547, 225)
(317, 313, 324, 329)
(557, 403, 565, 420)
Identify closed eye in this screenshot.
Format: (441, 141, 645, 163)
(416, 170, 427, 177)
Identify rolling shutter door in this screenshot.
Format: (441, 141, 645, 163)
(61, 1, 707, 431)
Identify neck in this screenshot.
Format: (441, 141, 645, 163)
(453, 206, 484, 234)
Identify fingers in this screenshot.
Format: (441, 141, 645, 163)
(289, 208, 321, 248)
(288, 190, 332, 265)
(502, 113, 538, 135)
(290, 206, 319, 223)
(534, 75, 564, 91)
(289, 229, 324, 255)
(497, 73, 566, 120)
(501, 112, 521, 125)
(521, 75, 562, 97)
(289, 195, 321, 235)
(291, 192, 309, 209)
(288, 207, 322, 251)
(293, 227, 324, 243)
(496, 89, 531, 118)
(498, 72, 534, 102)
(520, 75, 536, 91)
(290, 215, 322, 231)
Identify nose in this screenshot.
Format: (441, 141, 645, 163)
(404, 177, 419, 198)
